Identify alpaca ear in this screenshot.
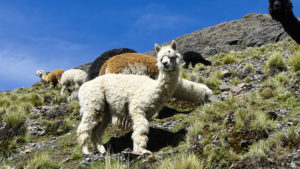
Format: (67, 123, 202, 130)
(171, 40, 177, 50)
(155, 43, 161, 52)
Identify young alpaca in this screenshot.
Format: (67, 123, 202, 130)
(60, 69, 88, 97)
(77, 40, 181, 155)
(183, 51, 212, 69)
(99, 53, 213, 104)
(269, 0, 300, 44)
(87, 48, 137, 80)
(36, 69, 64, 88)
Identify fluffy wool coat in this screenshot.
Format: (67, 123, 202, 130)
(99, 52, 212, 103)
(60, 69, 88, 96)
(87, 48, 136, 80)
(77, 41, 180, 155)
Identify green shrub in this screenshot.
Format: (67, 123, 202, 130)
(157, 153, 203, 169)
(264, 51, 286, 74)
(288, 51, 300, 71)
(4, 107, 27, 129)
(205, 70, 223, 92)
(223, 55, 237, 65)
(244, 63, 255, 73)
(70, 145, 83, 160)
(25, 153, 60, 169)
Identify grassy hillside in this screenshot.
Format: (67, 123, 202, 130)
(1, 39, 299, 169)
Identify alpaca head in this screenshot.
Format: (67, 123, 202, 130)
(36, 70, 45, 78)
(269, 0, 293, 20)
(155, 40, 181, 72)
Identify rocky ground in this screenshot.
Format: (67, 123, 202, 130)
(0, 14, 299, 169)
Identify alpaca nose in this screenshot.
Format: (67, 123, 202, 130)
(163, 62, 169, 68)
(274, 1, 281, 10)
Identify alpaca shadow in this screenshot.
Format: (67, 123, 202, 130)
(104, 128, 187, 153)
(157, 106, 193, 119)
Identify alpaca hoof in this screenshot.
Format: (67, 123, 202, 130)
(97, 145, 106, 154)
(82, 146, 91, 155)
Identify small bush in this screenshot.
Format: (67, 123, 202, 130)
(205, 70, 223, 92)
(25, 153, 60, 169)
(70, 145, 83, 160)
(157, 153, 203, 169)
(244, 63, 255, 73)
(223, 55, 237, 65)
(264, 52, 286, 74)
(288, 51, 300, 71)
(4, 107, 27, 129)
(45, 119, 72, 135)
(260, 88, 278, 99)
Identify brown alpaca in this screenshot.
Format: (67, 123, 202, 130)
(99, 53, 158, 79)
(37, 69, 64, 88)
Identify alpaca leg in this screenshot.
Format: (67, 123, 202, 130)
(131, 111, 152, 155)
(77, 109, 102, 154)
(49, 82, 54, 89)
(60, 84, 66, 96)
(91, 111, 111, 154)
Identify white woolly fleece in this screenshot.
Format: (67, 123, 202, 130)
(60, 69, 88, 96)
(77, 41, 180, 155)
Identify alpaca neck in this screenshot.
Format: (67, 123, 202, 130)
(156, 69, 179, 98)
(278, 11, 300, 44)
(41, 73, 47, 81)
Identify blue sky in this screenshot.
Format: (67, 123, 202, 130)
(0, 0, 299, 91)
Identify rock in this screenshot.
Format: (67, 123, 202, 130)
(209, 95, 219, 102)
(219, 83, 232, 91)
(197, 135, 204, 140)
(24, 149, 31, 153)
(45, 103, 73, 119)
(77, 14, 289, 70)
(60, 157, 70, 163)
(237, 71, 248, 79)
(27, 125, 45, 136)
(231, 85, 243, 94)
(222, 70, 232, 78)
(267, 111, 278, 120)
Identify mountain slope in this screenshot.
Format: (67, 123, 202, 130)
(1, 14, 300, 169)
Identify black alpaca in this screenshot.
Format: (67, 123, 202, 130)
(87, 48, 137, 80)
(183, 51, 212, 69)
(269, 0, 300, 44)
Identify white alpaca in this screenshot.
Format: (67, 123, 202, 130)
(60, 69, 88, 97)
(77, 40, 181, 155)
(174, 78, 212, 103)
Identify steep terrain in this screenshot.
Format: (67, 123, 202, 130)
(77, 14, 290, 73)
(1, 14, 300, 169)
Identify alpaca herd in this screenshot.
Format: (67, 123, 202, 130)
(36, 40, 213, 155)
(33, 1, 298, 155)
